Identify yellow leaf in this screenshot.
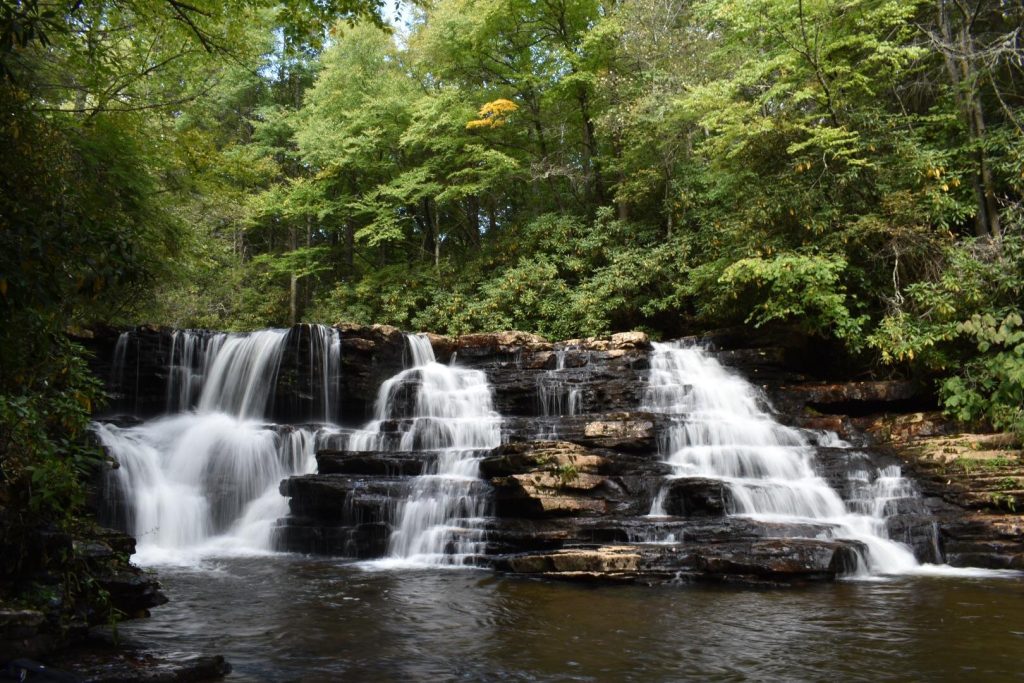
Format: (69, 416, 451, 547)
(467, 98, 519, 130)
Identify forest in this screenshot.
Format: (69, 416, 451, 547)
(0, 0, 1023, 606)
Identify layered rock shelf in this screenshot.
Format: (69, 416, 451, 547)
(883, 429, 1024, 570)
(79, 324, 1023, 584)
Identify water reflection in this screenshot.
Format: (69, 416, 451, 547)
(116, 558, 1024, 682)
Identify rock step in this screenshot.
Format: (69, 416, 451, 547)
(317, 449, 448, 477)
(495, 538, 865, 585)
(501, 412, 669, 452)
(281, 475, 412, 522)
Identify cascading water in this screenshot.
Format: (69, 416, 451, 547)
(306, 323, 342, 423)
(197, 329, 289, 418)
(165, 329, 209, 413)
(538, 348, 583, 418)
(94, 327, 339, 565)
(348, 334, 501, 566)
(644, 342, 928, 575)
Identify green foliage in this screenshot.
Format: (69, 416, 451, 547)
(718, 253, 867, 342)
(0, 340, 105, 519)
(942, 312, 1024, 438)
(0, 0, 396, 630)
(554, 463, 580, 485)
(867, 237, 1024, 436)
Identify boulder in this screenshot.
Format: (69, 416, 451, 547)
(609, 331, 650, 349)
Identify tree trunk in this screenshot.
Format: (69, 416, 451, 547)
(938, 0, 1000, 240)
(432, 200, 440, 270)
(577, 90, 605, 210)
(345, 221, 355, 271)
(288, 226, 298, 326)
(465, 195, 481, 248)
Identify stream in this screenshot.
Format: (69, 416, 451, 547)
(116, 556, 1024, 682)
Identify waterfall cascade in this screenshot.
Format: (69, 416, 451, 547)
(347, 334, 501, 566)
(644, 342, 937, 575)
(92, 326, 1013, 578)
(94, 326, 340, 565)
(537, 348, 583, 418)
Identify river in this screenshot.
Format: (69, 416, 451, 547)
(116, 556, 1024, 682)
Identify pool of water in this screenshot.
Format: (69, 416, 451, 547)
(114, 556, 1024, 682)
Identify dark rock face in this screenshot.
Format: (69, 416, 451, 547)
(770, 380, 932, 417)
(81, 323, 1008, 585)
(886, 433, 1024, 569)
(660, 478, 732, 517)
(317, 450, 428, 477)
(0, 525, 167, 662)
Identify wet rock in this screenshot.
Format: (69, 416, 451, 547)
(97, 570, 168, 617)
(499, 412, 667, 453)
(690, 538, 864, 581)
(497, 545, 642, 579)
(659, 478, 732, 517)
(336, 325, 407, 422)
(281, 474, 409, 523)
(46, 643, 232, 683)
(275, 518, 390, 558)
(316, 450, 428, 477)
(276, 469, 404, 557)
(888, 431, 1024, 568)
(492, 471, 610, 518)
(479, 441, 609, 478)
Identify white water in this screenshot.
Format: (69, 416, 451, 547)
(165, 330, 210, 413)
(644, 343, 969, 577)
(197, 330, 289, 419)
(348, 334, 501, 567)
(94, 327, 338, 566)
(307, 323, 342, 423)
(538, 348, 583, 418)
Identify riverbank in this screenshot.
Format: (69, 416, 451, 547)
(0, 521, 230, 681)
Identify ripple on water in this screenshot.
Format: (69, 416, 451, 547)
(113, 557, 1024, 682)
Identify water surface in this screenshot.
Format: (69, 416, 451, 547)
(117, 557, 1024, 682)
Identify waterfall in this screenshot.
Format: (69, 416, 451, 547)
(307, 323, 342, 423)
(644, 342, 925, 576)
(197, 329, 289, 419)
(165, 329, 212, 413)
(94, 326, 339, 565)
(111, 331, 137, 414)
(348, 334, 501, 566)
(537, 348, 583, 418)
